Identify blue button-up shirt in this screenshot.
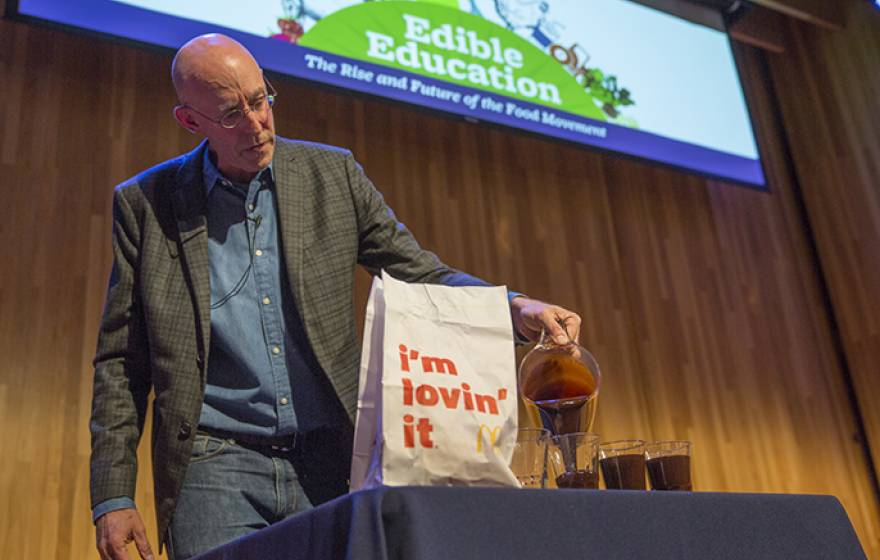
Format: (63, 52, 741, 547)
(200, 152, 299, 435)
(200, 150, 343, 436)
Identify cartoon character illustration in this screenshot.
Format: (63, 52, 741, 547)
(271, 0, 306, 43)
(272, 18, 305, 44)
(270, 0, 340, 43)
(495, 0, 547, 34)
(468, 0, 560, 47)
(498, 0, 565, 47)
(471, 0, 636, 119)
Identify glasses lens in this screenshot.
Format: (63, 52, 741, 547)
(265, 79, 277, 106)
(220, 109, 243, 128)
(216, 79, 276, 128)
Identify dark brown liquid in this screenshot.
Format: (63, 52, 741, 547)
(522, 353, 598, 435)
(599, 453, 646, 490)
(536, 398, 588, 436)
(521, 353, 597, 401)
(556, 469, 599, 489)
(646, 455, 692, 491)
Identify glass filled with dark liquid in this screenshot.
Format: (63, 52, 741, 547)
(645, 440, 693, 491)
(599, 439, 646, 490)
(518, 328, 601, 437)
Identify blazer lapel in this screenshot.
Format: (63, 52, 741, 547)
(273, 141, 306, 321)
(170, 141, 211, 370)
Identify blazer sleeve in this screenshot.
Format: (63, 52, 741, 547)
(345, 151, 492, 288)
(89, 186, 152, 508)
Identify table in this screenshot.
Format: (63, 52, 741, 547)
(194, 486, 865, 559)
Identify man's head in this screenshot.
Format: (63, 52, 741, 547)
(172, 34, 276, 183)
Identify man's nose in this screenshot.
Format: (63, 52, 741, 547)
(240, 107, 263, 132)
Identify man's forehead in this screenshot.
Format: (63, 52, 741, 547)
(177, 51, 262, 100)
(194, 77, 265, 109)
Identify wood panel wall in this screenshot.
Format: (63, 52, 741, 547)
(765, 0, 880, 486)
(0, 0, 877, 557)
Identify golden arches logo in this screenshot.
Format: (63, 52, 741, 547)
(476, 424, 501, 453)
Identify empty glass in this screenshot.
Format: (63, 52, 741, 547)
(510, 428, 550, 488)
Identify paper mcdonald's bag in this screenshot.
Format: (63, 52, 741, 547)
(350, 271, 519, 489)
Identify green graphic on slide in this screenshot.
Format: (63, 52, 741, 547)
(299, 1, 606, 120)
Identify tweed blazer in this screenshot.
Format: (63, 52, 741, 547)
(89, 137, 491, 546)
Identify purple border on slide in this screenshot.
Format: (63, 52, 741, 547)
(18, 0, 766, 187)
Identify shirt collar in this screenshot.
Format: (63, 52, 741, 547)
(202, 146, 274, 196)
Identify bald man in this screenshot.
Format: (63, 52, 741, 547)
(89, 34, 580, 560)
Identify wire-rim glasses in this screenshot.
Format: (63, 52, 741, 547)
(183, 78, 277, 129)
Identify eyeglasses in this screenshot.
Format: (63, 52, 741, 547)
(183, 78, 277, 129)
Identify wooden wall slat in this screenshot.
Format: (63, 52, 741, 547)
(0, 1, 877, 557)
(730, 6, 787, 53)
(750, 0, 844, 30)
(765, 0, 880, 497)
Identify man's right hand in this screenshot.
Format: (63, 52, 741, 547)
(96, 508, 155, 560)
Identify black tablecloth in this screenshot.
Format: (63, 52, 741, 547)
(194, 486, 865, 559)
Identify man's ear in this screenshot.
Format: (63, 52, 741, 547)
(173, 105, 199, 134)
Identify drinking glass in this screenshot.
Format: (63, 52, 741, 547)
(599, 439, 646, 490)
(510, 428, 550, 488)
(645, 440, 693, 491)
(547, 432, 600, 489)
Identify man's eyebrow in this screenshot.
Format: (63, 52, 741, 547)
(216, 95, 240, 112)
(218, 87, 266, 113)
(246, 86, 267, 102)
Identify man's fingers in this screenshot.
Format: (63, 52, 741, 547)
(545, 318, 569, 345)
(110, 540, 132, 560)
(97, 541, 111, 560)
(519, 321, 542, 341)
(96, 509, 145, 560)
(510, 297, 583, 344)
(97, 526, 115, 560)
(560, 313, 582, 342)
(132, 522, 155, 560)
(543, 310, 581, 345)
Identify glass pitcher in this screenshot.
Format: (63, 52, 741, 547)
(518, 326, 601, 436)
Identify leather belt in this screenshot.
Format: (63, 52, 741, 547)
(197, 427, 301, 453)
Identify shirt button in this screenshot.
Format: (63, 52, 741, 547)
(280, 397, 289, 405)
(255, 249, 263, 257)
(248, 203, 255, 211)
(262, 296, 271, 305)
(272, 346, 281, 355)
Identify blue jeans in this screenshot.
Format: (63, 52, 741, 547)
(166, 434, 314, 560)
